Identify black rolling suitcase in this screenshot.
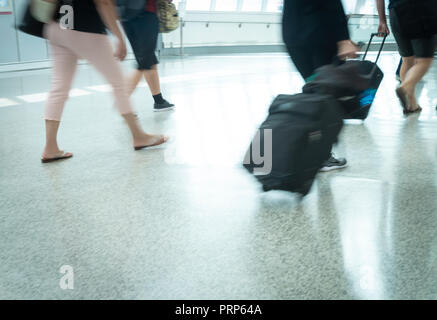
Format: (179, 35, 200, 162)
(303, 33, 387, 120)
(243, 93, 344, 196)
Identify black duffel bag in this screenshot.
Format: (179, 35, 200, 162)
(303, 33, 386, 120)
(393, 0, 437, 39)
(243, 93, 344, 196)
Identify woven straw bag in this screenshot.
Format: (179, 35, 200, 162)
(156, 0, 179, 33)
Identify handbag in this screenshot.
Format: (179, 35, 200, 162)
(17, 4, 45, 38)
(31, 0, 58, 24)
(393, 0, 437, 39)
(156, 0, 179, 33)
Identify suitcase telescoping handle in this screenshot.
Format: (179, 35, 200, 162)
(362, 32, 388, 64)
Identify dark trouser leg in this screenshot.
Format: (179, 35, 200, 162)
(285, 44, 315, 80)
(285, 41, 338, 82)
(311, 41, 338, 72)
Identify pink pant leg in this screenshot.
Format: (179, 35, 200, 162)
(44, 25, 78, 121)
(45, 23, 134, 120)
(65, 30, 135, 115)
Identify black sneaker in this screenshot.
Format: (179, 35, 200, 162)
(320, 155, 347, 172)
(154, 100, 175, 112)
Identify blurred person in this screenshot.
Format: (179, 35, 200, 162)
(282, 0, 358, 172)
(42, 0, 168, 163)
(120, 0, 175, 112)
(377, 0, 435, 114)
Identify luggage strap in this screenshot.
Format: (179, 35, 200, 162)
(363, 33, 388, 65)
(361, 33, 388, 78)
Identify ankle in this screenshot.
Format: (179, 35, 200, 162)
(153, 93, 165, 104)
(43, 145, 61, 156)
(400, 84, 414, 96)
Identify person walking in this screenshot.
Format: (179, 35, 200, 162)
(282, 0, 359, 172)
(120, 0, 175, 112)
(42, 0, 168, 163)
(377, 0, 435, 114)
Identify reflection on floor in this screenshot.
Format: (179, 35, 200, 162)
(0, 52, 436, 299)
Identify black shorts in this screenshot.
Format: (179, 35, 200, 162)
(123, 12, 159, 70)
(389, 8, 435, 58)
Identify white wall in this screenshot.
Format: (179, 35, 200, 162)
(1, 0, 397, 71)
(162, 12, 283, 48)
(162, 12, 395, 49)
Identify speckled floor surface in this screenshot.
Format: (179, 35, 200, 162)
(0, 52, 436, 299)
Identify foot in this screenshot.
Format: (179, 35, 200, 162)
(154, 100, 175, 112)
(405, 105, 422, 115)
(320, 155, 347, 172)
(133, 134, 169, 150)
(397, 86, 419, 114)
(41, 150, 73, 163)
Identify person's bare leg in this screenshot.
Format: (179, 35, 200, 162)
(82, 39, 168, 148)
(44, 120, 61, 155)
(127, 69, 144, 96)
(122, 113, 168, 148)
(143, 65, 161, 95)
(43, 120, 73, 158)
(143, 64, 174, 111)
(400, 56, 415, 83)
(400, 57, 433, 110)
(397, 57, 416, 110)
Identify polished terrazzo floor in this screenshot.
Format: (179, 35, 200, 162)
(0, 52, 436, 300)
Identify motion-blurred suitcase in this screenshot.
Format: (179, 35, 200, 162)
(304, 33, 387, 120)
(243, 93, 344, 196)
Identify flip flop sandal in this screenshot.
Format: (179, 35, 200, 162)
(41, 151, 73, 163)
(395, 87, 409, 114)
(134, 136, 169, 151)
(406, 106, 422, 115)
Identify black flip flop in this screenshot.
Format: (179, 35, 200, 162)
(405, 105, 422, 115)
(41, 152, 73, 163)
